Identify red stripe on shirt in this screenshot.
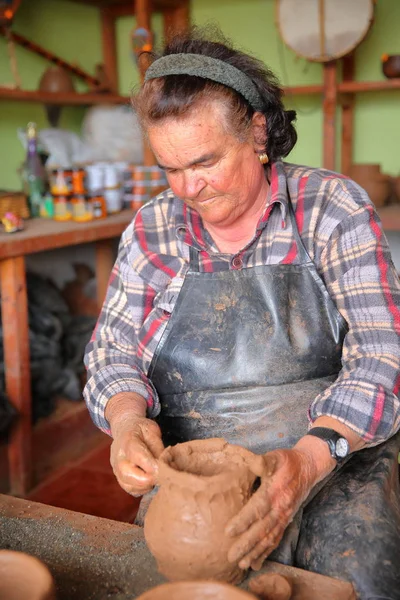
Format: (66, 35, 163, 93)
(135, 211, 176, 278)
(366, 384, 386, 441)
(137, 312, 169, 359)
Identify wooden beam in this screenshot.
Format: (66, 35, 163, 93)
(0, 256, 32, 496)
(0, 87, 129, 105)
(338, 78, 400, 93)
(100, 8, 118, 93)
(341, 54, 355, 176)
(0, 27, 102, 87)
(168, 0, 189, 36)
(322, 61, 337, 171)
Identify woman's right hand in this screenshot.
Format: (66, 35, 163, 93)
(106, 393, 165, 497)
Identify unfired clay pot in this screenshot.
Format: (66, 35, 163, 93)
(38, 66, 75, 94)
(135, 581, 257, 600)
(382, 55, 400, 79)
(144, 438, 266, 584)
(0, 550, 56, 600)
(349, 164, 392, 207)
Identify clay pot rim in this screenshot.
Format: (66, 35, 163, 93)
(158, 439, 262, 488)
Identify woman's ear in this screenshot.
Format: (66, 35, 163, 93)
(251, 112, 267, 152)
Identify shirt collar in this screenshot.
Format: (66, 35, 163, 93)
(175, 160, 289, 248)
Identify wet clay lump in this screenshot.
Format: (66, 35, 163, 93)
(144, 438, 266, 583)
(249, 573, 292, 600)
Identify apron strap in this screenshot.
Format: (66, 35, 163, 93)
(189, 245, 200, 272)
(286, 190, 313, 264)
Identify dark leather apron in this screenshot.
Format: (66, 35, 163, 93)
(147, 198, 400, 599)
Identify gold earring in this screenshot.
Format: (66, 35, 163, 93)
(258, 152, 269, 165)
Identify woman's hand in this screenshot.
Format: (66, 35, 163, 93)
(106, 392, 165, 497)
(225, 447, 322, 571)
(110, 416, 164, 496)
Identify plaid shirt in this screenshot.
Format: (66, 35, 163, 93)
(84, 160, 400, 445)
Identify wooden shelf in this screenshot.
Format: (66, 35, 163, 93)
(68, 0, 184, 8)
(0, 209, 136, 259)
(0, 87, 130, 105)
(3, 80, 399, 106)
(338, 78, 400, 93)
(284, 84, 323, 95)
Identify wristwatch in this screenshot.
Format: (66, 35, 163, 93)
(306, 427, 350, 462)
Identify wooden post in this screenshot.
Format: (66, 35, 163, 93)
(0, 256, 32, 495)
(341, 54, 355, 176)
(167, 0, 190, 39)
(100, 7, 118, 93)
(135, 0, 155, 166)
(322, 61, 337, 171)
(95, 240, 115, 309)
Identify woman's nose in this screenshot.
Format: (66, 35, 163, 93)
(181, 170, 206, 199)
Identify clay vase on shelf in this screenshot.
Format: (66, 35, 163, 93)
(38, 65, 75, 94)
(38, 65, 75, 128)
(0, 550, 56, 600)
(393, 176, 400, 203)
(135, 581, 257, 600)
(381, 55, 400, 79)
(349, 163, 392, 208)
(144, 438, 265, 584)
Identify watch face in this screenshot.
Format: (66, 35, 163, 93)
(335, 437, 350, 458)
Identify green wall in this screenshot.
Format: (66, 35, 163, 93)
(1, 0, 399, 191)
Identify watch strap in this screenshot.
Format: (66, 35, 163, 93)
(306, 427, 349, 462)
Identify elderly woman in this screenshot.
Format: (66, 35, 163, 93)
(84, 31, 400, 599)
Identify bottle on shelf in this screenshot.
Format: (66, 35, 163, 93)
(24, 122, 47, 218)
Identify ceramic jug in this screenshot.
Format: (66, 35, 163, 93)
(144, 438, 266, 584)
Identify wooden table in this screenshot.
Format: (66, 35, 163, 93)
(0, 211, 136, 496)
(0, 494, 357, 600)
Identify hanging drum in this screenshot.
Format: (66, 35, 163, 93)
(275, 0, 375, 62)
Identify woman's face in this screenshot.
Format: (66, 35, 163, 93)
(147, 101, 268, 229)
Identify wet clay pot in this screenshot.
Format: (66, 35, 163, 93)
(144, 438, 265, 584)
(0, 550, 55, 600)
(135, 581, 257, 600)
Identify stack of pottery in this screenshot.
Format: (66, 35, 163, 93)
(349, 164, 392, 208)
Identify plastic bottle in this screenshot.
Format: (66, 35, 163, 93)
(24, 122, 47, 218)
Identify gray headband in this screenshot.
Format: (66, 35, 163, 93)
(144, 53, 265, 112)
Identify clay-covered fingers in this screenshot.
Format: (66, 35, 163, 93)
(140, 420, 165, 459)
(110, 418, 164, 496)
(225, 483, 271, 538)
(227, 512, 281, 567)
(110, 439, 159, 496)
(240, 522, 283, 569)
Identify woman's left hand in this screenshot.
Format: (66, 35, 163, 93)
(225, 448, 319, 571)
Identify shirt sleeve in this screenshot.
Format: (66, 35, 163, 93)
(83, 224, 160, 435)
(310, 197, 400, 445)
